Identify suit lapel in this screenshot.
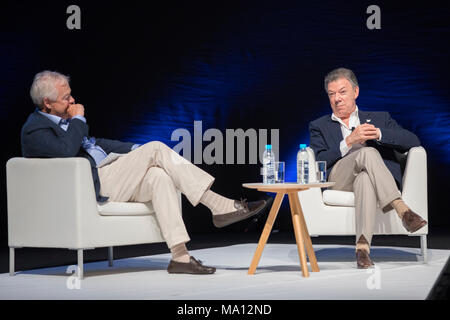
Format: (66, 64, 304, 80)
(358, 110, 371, 125)
(326, 117, 343, 148)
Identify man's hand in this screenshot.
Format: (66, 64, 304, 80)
(67, 104, 85, 118)
(345, 123, 380, 147)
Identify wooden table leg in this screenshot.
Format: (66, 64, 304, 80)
(248, 192, 284, 275)
(289, 192, 320, 272)
(288, 193, 309, 277)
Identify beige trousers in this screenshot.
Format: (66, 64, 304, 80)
(329, 147, 401, 245)
(98, 141, 215, 248)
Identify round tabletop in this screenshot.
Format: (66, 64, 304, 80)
(243, 182, 335, 191)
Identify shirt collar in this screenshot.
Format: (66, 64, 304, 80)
(331, 105, 359, 127)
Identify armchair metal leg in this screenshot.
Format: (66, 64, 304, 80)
(77, 249, 84, 280)
(420, 235, 428, 264)
(9, 248, 14, 276)
(108, 247, 114, 267)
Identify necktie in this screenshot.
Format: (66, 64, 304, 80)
(59, 118, 70, 126)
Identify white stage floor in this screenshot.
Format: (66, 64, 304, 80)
(1, 243, 448, 300)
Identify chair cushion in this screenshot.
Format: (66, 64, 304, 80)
(97, 201, 155, 216)
(322, 190, 355, 207)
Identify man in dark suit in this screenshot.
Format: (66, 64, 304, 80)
(21, 70, 267, 275)
(309, 67, 427, 268)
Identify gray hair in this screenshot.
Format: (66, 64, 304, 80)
(30, 71, 70, 108)
(324, 68, 359, 92)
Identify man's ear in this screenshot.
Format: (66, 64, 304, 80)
(42, 97, 52, 110)
(354, 86, 359, 99)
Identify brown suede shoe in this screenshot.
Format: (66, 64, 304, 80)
(167, 256, 216, 274)
(212, 199, 267, 228)
(402, 209, 427, 233)
(356, 249, 374, 269)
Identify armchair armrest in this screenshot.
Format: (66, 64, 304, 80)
(401, 147, 428, 220)
(6, 157, 99, 248)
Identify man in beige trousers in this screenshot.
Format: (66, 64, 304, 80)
(309, 68, 427, 268)
(21, 71, 267, 275)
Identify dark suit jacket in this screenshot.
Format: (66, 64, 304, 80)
(21, 110, 135, 202)
(309, 110, 421, 189)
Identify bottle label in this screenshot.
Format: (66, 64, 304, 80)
(297, 160, 309, 184)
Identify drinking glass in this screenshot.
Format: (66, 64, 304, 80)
(316, 161, 327, 183)
(274, 161, 285, 183)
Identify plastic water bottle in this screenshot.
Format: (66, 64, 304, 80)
(262, 144, 276, 184)
(297, 144, 309, 184)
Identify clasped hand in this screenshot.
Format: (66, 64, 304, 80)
(346, 123, 380, 147)
(67, 104, 85, 118)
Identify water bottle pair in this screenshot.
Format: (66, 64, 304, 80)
(262, 144, 326, 184)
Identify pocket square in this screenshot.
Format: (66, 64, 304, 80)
(366, 119, 372, 123)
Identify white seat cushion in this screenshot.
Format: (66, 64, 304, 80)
(97, 201, 155, 216)
(322, 190, 355, 207)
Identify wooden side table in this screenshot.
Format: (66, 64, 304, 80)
(243, 182, 334, 277)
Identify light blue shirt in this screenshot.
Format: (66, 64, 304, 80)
(37, 109, 140, 166)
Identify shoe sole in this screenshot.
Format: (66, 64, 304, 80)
(167, 270, 216, 275)
(357, 263, 375, 269)
(406, 221, 427, 233)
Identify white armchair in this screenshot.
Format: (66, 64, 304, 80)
(298, 147, 428, 261)
(6, 157, 173, 279)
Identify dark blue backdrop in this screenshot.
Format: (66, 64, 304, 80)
(1, 0, 449, 243)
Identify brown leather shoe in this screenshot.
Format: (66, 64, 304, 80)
(167, 256, 216, 274)
(356, 249, 374, 269)
(402, 209, 427, 233)
(212, 199, 267, 228)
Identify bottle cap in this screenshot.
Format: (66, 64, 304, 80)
(300, 144, 307, 149)
(266, 145, 272, 149)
